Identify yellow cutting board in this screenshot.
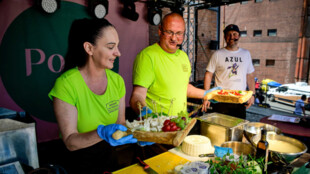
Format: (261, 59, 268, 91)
(113, 152, 189, 174)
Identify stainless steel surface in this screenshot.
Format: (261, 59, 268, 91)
(243, 122, 281, 148)
(252, 132, 308, 165)
(244, 122, 281, 138)
(221, 141, 255, 156)
(198, 113, 249, 146)
(243, 130, 256, 149)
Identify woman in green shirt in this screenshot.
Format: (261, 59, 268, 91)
(49, 18, 137, 173)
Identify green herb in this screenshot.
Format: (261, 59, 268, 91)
(161, 112, 168, 116)
(205, 152, 271, 174)
(145, 113, 157, 118)
(177, 110, 188, 117)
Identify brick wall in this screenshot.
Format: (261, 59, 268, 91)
(196, 9, 218, 81)
(220, 0, 304, 84)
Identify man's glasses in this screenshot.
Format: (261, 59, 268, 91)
(161, 30, 185, 38)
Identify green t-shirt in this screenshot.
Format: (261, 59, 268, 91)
(48, 67, 125, 133)
(133, 43, 191, 116)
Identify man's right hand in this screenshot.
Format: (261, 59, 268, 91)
(130, 86, 148, 114)
(203, 86, 222, 100)
(202, 99, 211, 112)
(141, 106, 152, 117)
(202, 86, 222, 112)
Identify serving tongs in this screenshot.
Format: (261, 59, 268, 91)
(243, 130, 257, 149)
(187, 102, 212, 117)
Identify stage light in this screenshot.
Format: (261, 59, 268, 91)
(122, 0, 139, 21)
(88, 0, 109, 19)
(170, 6, 185, 15)
(148, 8, 162, 25)
(35, 0, 60, 14)
(170, 0, 185, 15)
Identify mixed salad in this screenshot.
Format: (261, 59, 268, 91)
(125, 111, 191, 132)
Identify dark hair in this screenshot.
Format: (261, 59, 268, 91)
(64, 18, 114, 71)
(302, 95, 307, 100)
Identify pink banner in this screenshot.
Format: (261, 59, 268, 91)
(0, 0, 149, 142)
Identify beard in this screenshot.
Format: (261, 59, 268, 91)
(227, 39, 238, 47)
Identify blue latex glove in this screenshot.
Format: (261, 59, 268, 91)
(138, 141, 155, 147)
(214, 145, 233, 158)
(203, 86, 223, 97)
(97, 124, 137, 146)
(141, 106, 152, 117)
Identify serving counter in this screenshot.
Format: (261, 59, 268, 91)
(113, 148, 310, 174)
(113, 113, 310, 173)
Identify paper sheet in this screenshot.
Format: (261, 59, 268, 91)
(268, 114, 300, 123)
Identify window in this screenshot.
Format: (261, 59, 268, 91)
(266, 59, 275, 66)
(240, 31, 247, 37)
(240, 1, 248, 4)
(253, 30, 262, 37)
(253, 59, 260, 66)
(255, 0, 263, 2)
(268, 29, 277, 36)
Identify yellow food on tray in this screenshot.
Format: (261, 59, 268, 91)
(205, 89, 253, 104)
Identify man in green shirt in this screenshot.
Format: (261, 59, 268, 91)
(130, 13, 219, 116)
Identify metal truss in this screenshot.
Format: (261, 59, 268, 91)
(165, 0, 244, 81)
(182, 5, 196, 82)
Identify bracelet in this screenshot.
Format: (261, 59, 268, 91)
(252, 94, 255, 97)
